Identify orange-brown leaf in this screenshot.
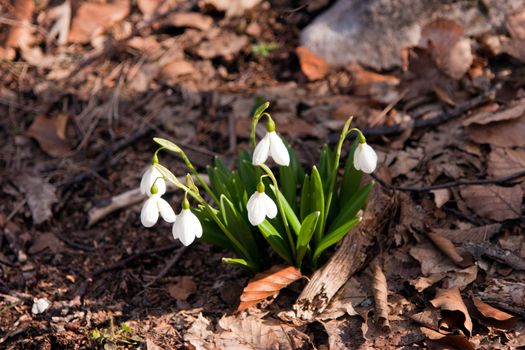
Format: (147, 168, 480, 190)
(430, 287, 472, 336)
(296, 46, 330, 81)
(372, 260, 390, 331)
(425, 231, 472, 268)
(27, 114, 72, 157)
(237, 265, 302, 311)
(420, 327, 475, 350)
(460, 185, 523, 221)
(468, 296, 518, 330)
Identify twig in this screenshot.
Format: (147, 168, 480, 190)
(362, 88, 496, 137)
(371, 170, 525, 193)
(144, 246, 189, 287)
(463, 241, 525, 270)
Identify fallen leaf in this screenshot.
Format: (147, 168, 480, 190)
(420, 327, 475, 350)
(167, 276, 197, 300)
(160, 60, 196, 84)
(3, 0, 34, 59)
(468, 295, 518, 330)
(296, 46, 330, 81)
(431, 189, 450, 208)
(196, 32, 248, 60)
(27, 114, 71, 157)
(162, 12, 213, 31)
(478, 279, 525, 317)
(372, 260, 390, 331)
(201, 0, 261, 17)
(185, 313, 215, 350)
(425, 231, 472, 268)
(28, 233, 62, 254)
(237, 265, 303, 311)
(15, 175, 58, 225)
(506, 9, 525, 39)
(411, 308, 441, 330)
(462, 101, 525, 127)
(460, 185, 523, 221)
(321, 317, 366, 350)
(68, 0, 130, 44)
(145, 338, 163, 350)
(126, 36, 163, 59)
(488, 147, 525, 178)
(46, 0, 71, 45)
(137, 0, 169, 18)
(430, 287, 472, 336)
(432, 224, 501, 243)
(468, 115, 525, 147)
(318, 277, 366, 320)
(419, 18, 472, 79)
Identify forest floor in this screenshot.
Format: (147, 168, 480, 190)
(1, 0, 525, 349)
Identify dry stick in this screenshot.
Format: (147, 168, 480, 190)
(294, 187, 397, 320)
(362, 87, 497, 137)
(371, 170, 525, 193)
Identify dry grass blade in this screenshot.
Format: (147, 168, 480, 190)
(237, 265, 303, 311)
(372, 260, 390, 331)
(430, 287, 472, 336)
(425, 231, 472, 268)
(468, 295, 518, 330)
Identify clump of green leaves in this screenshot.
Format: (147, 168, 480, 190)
(251, 42, 279, 57)
(90, 319, 142, 350)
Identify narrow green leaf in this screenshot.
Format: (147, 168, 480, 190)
(272, 185, 301, 236)
(313, 216, 362, 262)
(222, 257, 258, 272)
(296, 211, 320, 266)
(279, 142, 302, 212)
(153, 137, 182, 154)
(338, 139, 362, 208)
(258, 220, 294, 265)
(310, 166, 325, 243)
(193, 207, 236, 252)
(329, 182, 372, 232)
(238, 158, 260, 196)
(207, 166, 230, 199)
(299, 174, 311, 221)
(319, 145, 334, 194)
(153, 163, 182, 187)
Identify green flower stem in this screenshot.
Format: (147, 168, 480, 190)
(178, 151, 220, 206)
(163, 174, 253, 261)
(152, 147, 165, 164)
(258, 163, 296, 260)
(250, 112, 273, 148)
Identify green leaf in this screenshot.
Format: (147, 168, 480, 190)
(272, 186, 301, 236)
(279, 143, 303, 213)
(310, 166, 325, 243)
(153, 137, 182, 154)
(313, 216, 362, 262)
(296, 211, 320, 266)
(193, 207, 236, 252)
(238, 159, 259, 195)
(319, 144, 334, 194)
(338, 139, 362, 208)
(329, 182, 372, 232)
(253, 101, 270, 119)
(207, 166, 230, 199)
(299, 174, 311, 221)
(258, 220, 294, 265)
(153, 163, 182, 187)
(222, 257, 257, 272)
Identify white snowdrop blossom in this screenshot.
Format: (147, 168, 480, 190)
(353, 142, 378, 174)
(252, 131, 290, 166)
(140, 165, 166, 196)
(141, 194, 176, 228)
(247, 190, 278, 226)
(172, 208, 203, 246)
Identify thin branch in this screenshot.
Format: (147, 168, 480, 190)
(371, 170, 525, 193)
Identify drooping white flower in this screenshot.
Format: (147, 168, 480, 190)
(247, 191, 278, 226)
(140, 165, 166, 196)
(141, 194, 176, 228)
(172, 208, 203, 246)
(353, 142, 378, 174)
(252, 131, 290, 166)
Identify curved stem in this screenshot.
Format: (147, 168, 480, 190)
(258, 164, 296, 260)
(179, 151, 220, 206)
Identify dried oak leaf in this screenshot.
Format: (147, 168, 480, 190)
(432, 224, 501, 244)
(462, 102, 525, 127)
(161, 12, 213, 31)
(167, 276, 197, 300)
(420, 327, 475, 350)
(68, 0, 130, 44)
(467, 295, 518, 330)
(27, 114, 71, 157)
(468, 115, 525, 147)
(15, 175, 58, 225)
(318, 277, 366, 320)
(419, 18, 472, 80)
(296, 46, 330, 81)
(372, 260, 390, 332)
(196, 32, 248, 60)
(488, 147, 525, 178)
(460, 185, 523, 221)
(425, 231, 473, 268)
(237, 265, 302, 311)
(430, 287, 472, 336)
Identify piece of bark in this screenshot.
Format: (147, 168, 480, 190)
(478, 279, 525, 317)
(293, 187, 396, 320)
(462, 241, 525, 271)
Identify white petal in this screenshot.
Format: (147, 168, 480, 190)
(356, 143, 377, 174)
(252, 133, 271, 165)
(353, 147, 361, 171)
(157, 197, 176, 223)
(140, 166, 166, 196)
(261, 193, 278, 219)
(247, 193, 267, 225)
(141, 196, 159, 227)
(185, 209, 203, 238)
(268, 132, 290, 166)
(140, 166, 154, 194)
(173, 209, 199, 246)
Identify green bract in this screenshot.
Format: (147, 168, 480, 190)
(150, 101, 374, 273)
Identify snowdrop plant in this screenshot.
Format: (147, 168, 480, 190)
(141, 102, 377, 272)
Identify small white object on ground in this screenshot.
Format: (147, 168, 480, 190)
(31, 298, 51, 314)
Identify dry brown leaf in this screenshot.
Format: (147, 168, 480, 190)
(28, 233, 62, 255)
(462, 102, 525, 127)
(419, 18, 472, 79)
(430, 287, 472, 336)
(296, 46, 330, 81)
(468, 115, 525, 147)
(68, 0, 130, 44)
(237, 265, 302, 311)
(15, 175, 58, 225)
(420, 327, 475, 350)
(3, 0, 34, 59)
(372, 260, 390, 332)
(468, 295, 518, 330)
(431, 189, 450, 208)
(137, 0, 169, 18)
(318, 277, 367, 320)
(488, 147, 525, 179)
(201, 0, 261, 17)
(411, 309, 441, 330)
(425, 231, 472, 268)
(167, 276, 197, 300)
(432, 224, 501, 244)
(27, 114, 72, 157)
(162, 12, 213, 31)
(460, 185, 523, 221)
(321, 317, 366, 350)
(196, 32, 248, 60)
(507, 10, 525, 40)
(160, 60, 196, 84)
(478, 279, 525, 317)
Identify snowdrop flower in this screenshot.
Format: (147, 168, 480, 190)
(247, 182, 277, 226)
(141, 192, 177, 228)
(252, 119, 290, 166)
(140, 165, 166, 196)
(353, 142, 378, 174)
(172, 198, 203, 246)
